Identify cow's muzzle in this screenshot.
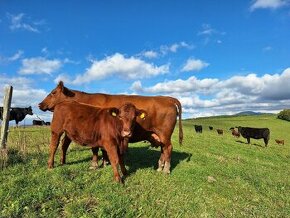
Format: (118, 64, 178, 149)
(121, 130, 132, 138)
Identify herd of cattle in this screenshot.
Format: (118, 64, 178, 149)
(0, 81, 286, 182)
(194, 124, 273, 146)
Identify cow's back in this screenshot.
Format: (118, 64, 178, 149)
(74, 92, 179, 130)
(53, 101, 121, 146)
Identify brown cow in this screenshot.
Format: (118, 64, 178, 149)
(275, 139, 284, 145)
(48, 100, 146, 182)
(216, 129, 223, 135)
(39, 81, 183, 174)
(229, 127, 240, 138)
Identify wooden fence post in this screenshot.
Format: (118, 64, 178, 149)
(0, 86, 13, 149)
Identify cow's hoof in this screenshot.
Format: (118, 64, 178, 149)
(157, 167, 163, 172)
(163, 168, 170, 174)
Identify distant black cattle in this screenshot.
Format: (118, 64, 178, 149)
(0, 106, 33, 126)
(209, 126, 213, 130)
(216, 129, 223, 135)
(33, 120, 45, 126)
(45, 122, 51, 126)
(237, 126, 270, 147)
(194, 125, 202, 133)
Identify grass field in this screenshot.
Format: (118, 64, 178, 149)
(0, 114, 290, 217)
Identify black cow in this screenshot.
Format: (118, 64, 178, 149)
(33, 120, 45, 126)
(237, 126, 270, 147)
(194, 125, 202, 133)
(0, 106, 33, 126)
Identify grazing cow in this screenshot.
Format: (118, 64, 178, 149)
(48, 100, 146, 183)
(275, 139, 284, 145)
(33, 120, 45, 126)
(209, 126, 213, 131)
(229, 127, 240, 138)
(0, 106, 33, 126)
(38, 81, 183, 174)
(194, 125, 202, 133)
(237, 126, 270, 147)
(216, 129, 223, 135)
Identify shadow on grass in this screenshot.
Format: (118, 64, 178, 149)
(235, 140, 265, 148)
(125, 146, 191, 174)
(60, 145, 191, 174)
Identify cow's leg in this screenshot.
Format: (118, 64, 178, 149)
(48, 131, 62, 169)
(90, 147, 99, 169)
(264, 138, 268, 147)
(105, 145, 122, 183)
(118, 153, 127, 176)
(60, 135, 71, 165)
(157, 146, 165, 172)
(247, 138, 250, 144)
(162, 141, 173, 174)
(101, 149, 110, 167)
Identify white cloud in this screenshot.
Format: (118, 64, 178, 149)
(198, 24, 215, 36)
(131, 68, 290, 118)
(160, 42, 193, 55)
(69, 53, 169, 84)
(18, 57, 62, 75)
(250, 0, 289, 10)
(7, 13, 41, 33)
(140, 42, 194, 59)
(131, 76, 218, 94)
(141, 50, 159, 59)
(0, 50, 23, 64)
(181, 58, 209, 72)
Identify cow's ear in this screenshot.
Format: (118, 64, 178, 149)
(57, 81, 64, 90)
(137, 110, 147, 120)
(109, 108, 119, 117)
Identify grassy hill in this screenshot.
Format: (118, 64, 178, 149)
(0, 114, 289, 217)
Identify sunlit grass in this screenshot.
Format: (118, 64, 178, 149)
(0, 114, 289, 217)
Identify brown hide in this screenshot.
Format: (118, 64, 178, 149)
(39, 81, 183, 173)
(48, 101, 142, 182)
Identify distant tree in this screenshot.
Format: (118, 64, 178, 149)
(277, 109, 290, 121)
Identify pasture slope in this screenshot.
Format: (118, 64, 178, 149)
(0, 114, 289, 217)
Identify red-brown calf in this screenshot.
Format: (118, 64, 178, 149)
(275, 139, 284, 145)
(48, 100, 146, 183)
(230, 128, 240, 138)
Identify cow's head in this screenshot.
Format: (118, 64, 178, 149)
(109, 103, 147, 138)
(38, 81, 75, 111)
(26, 106, 33, 115)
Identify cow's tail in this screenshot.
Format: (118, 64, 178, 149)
(173, 98, 183, 146)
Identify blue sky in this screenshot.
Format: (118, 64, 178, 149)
(1, 0, 290, 124)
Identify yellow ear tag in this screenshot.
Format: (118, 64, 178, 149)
(112, 111, 117, 117)
(140, 112, 145, 119)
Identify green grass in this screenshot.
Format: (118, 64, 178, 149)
(1, 114, 290, 217)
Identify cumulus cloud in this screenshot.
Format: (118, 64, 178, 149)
(131, 68, 290, 118)
(69, 53, 169, 84)
(18, 57, 62, 75)
(181, 58, 209, 72)
(7, 13, 44, 33)
(131, 76, 218, 94)
(250, 0, 289, 10)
